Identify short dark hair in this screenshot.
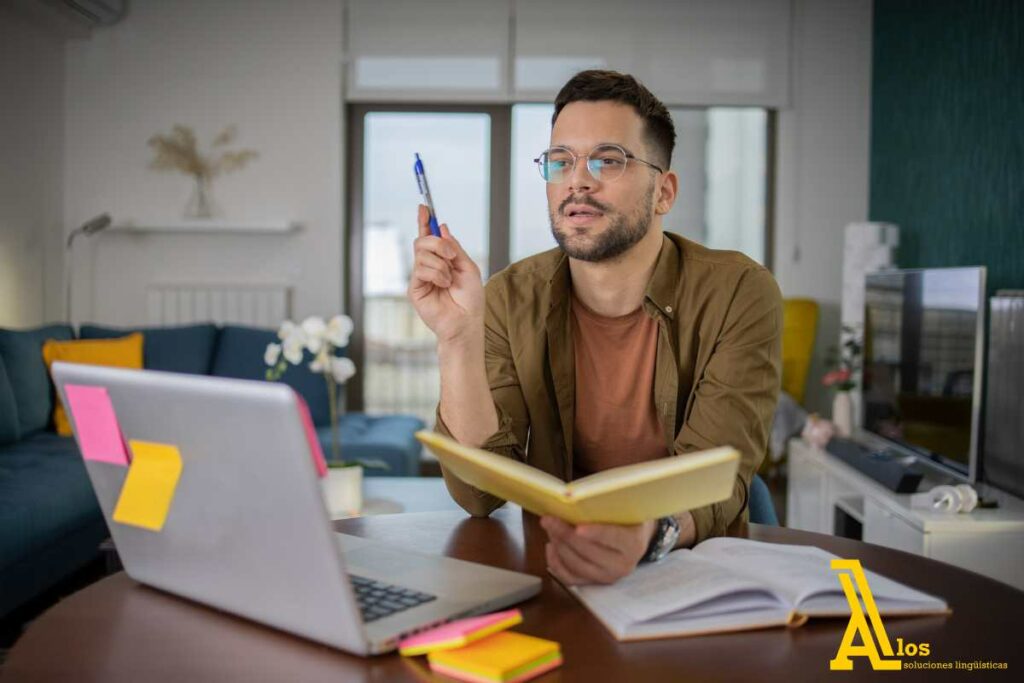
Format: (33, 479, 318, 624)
(552, 70, 675, 168)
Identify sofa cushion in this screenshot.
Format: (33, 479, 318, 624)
(42, 333, 145, 435)
(0, 324, 75, 435)
(0, 358, 19, 444)
(0, 432, 103, 572)
(211, 325, 344, 428)
(319, 414, 426, 477)
(79, 324, 218, 375)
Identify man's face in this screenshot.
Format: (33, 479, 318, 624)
(546, 101, 661, 262)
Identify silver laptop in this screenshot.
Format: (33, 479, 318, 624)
(51, 362, 540, 656)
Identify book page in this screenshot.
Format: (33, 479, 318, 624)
(574, 549, 785, 625)
(693, 538, 946, 614)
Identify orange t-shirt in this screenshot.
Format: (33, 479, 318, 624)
(571, 292, 668, 479)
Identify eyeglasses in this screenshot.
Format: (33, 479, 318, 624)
(534, 143, 664, 184)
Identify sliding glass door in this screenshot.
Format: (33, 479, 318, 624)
(347, 105, 509, 424)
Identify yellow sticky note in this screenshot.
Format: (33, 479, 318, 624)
(113, 440, 183, 532)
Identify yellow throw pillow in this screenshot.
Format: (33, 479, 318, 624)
(42, 333, 144, 436)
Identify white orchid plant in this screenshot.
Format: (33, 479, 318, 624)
(265, 315, 383, 470)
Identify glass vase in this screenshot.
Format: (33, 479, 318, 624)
(184, 175, 215, 219)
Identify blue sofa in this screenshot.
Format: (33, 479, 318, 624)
(0, 322, 424, 619)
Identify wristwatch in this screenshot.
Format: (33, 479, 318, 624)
(641, 515, 680, 564)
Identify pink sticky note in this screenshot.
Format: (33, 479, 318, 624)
(64, 384, 130, 466)
(399, 609, 523, 656)
(295, 392, 327, 478)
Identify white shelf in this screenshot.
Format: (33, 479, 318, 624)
(109, 220, 299, 234)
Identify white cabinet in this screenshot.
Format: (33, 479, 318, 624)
(787, 438, 1024, 591)
(863, 498, 925, 555)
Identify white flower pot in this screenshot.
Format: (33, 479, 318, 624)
(832, 391, 854, 437)
(321, 465, 363, 518)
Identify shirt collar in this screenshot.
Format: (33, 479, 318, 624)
(545, 234, 679, 320)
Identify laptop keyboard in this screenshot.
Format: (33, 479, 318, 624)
(349, 574, 437, 623)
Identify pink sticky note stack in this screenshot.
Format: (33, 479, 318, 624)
(63, 384, 130, 466)
(398, 609, 523, 656)
(295, 392, 328, 478)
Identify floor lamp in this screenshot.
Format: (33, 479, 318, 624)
(65, 213, 112, 326)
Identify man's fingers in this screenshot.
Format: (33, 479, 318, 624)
(412, 264, 452, 290)
(541, 517, 624, 578)
(414, 234, 456, 261)
(438, 224, 479, 274)
(552, 539, 616, 585)
(417, 204, 433, 238)
(576, 523, 643, 554)
(546, 543, 586, 586)
(415, 250, 453, 276)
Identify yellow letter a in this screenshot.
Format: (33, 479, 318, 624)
(829, 564, 901, 671)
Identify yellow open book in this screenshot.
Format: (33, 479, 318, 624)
(415, 431, 740, 525)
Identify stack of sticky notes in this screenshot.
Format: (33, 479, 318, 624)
(398, 609, 562, 683)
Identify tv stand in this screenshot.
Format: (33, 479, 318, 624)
(825, 437, 924, 493)
(787, 437, 1024, 591)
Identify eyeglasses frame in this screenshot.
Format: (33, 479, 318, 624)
(533, 143, 665, 184)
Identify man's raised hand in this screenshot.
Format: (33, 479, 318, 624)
(407, 204, 485, 345)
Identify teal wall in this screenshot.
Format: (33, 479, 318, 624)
(870, 0, 1023, 293)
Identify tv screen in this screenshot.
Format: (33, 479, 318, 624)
(862, 267, 986, 479)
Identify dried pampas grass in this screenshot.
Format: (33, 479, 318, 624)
(147, 124, 258, 179)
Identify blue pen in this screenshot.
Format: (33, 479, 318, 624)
(414, 153, 442, 237)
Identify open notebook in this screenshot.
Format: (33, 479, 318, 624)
(568, 538, 949, 641)
(415, 431, 738, 525)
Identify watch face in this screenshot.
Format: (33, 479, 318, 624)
(645, 516, 680, 563)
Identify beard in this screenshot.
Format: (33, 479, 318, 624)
(549, 182, 655, 263)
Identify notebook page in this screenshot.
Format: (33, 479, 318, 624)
(575, 549, 784, 624)
(692, 538, 945, 613)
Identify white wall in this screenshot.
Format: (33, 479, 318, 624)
(0, 5, 66, 327)
(774, 0, 873, 414)
(64, 0, 344, 326)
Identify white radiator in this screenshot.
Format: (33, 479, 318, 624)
(145, 284, 292, 327)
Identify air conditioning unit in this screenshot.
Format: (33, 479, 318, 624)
(56, 0, 128, 26)
(6, 0, 127, 38)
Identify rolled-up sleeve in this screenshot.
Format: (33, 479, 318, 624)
(674, 267, 782, 543)
(434, 279, 530, 517)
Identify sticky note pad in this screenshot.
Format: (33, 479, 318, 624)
(295, 393, 327, 478)
(427, 631, 562, 683)
(64, 384, 130, 466)
(399, 609, 523, 656)
(113, 440, 183, 532)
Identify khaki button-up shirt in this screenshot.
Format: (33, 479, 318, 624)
(435, 232, 782, 544)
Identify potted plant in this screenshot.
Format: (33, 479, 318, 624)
(264, 315, 383, 515)
(822, 325, 862, 437)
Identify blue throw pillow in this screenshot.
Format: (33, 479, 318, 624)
(0, 324, 74, 435)
(210, 325, 346, 428)
(79, 323, 218, 375)
(0, 357, 20, 444)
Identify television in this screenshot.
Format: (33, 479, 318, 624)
(861, 267, 987, 482)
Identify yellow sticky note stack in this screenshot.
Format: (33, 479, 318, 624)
(427, 631, 562, 683)
(113, 440, 183, 532)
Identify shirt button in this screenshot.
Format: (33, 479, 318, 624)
(665, 306, 673, 313)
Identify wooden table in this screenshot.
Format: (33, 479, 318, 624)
(6, 507, 1022, 682)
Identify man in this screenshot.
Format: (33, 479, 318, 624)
(408, 70, 781, 585)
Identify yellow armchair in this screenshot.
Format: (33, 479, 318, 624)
(781, 299, 819, 406)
